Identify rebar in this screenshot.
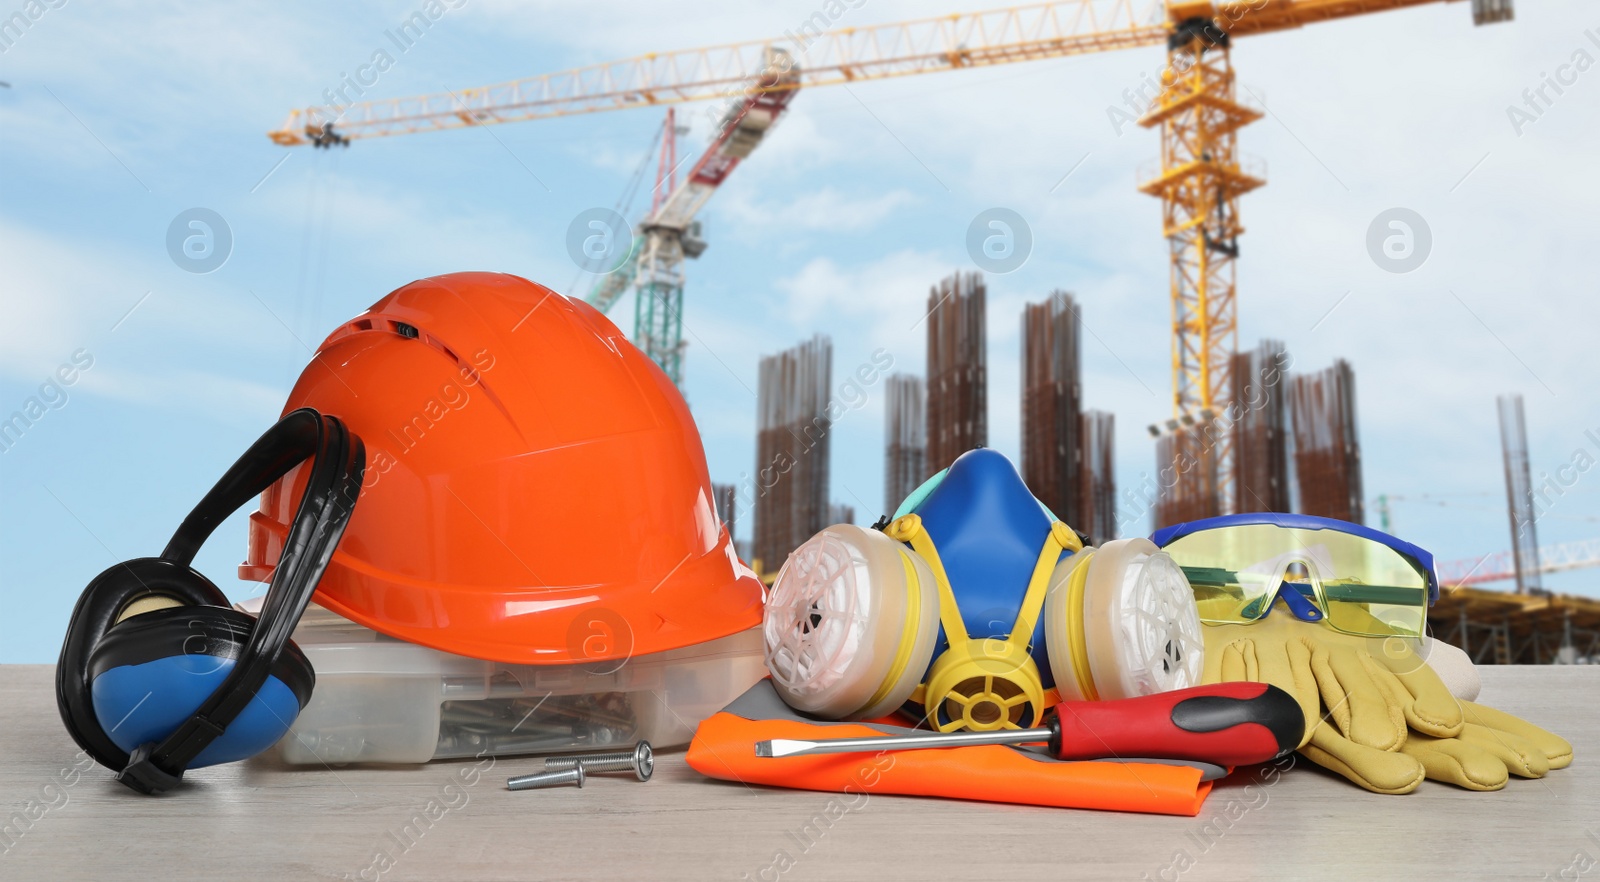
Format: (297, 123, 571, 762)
(884, 374, 925, 514)
(1231, 339, 1291, 514)
(712, 482, 737, 545)
(1080, 410, 1117, 544)
(1497, 393, 1542, 595)
(1154, 425, 1222, 529)
(753, 334, 833, 575)
(1021, 291, 1082, 527)
(1289, 360, 1363, 523)
(926, 272, 987, 476)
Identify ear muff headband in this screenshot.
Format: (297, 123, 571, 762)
(56, 407, 364, 794)
(140, 409, 363, 789)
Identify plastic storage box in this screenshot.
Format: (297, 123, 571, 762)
(274, 604, 766, 765)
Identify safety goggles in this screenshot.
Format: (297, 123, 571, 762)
(1149, 513, 1438, 639)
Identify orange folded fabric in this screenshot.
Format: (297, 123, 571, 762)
(686, 682, 1215, 816)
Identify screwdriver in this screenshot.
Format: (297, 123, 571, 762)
(755, 681, 1303, 768)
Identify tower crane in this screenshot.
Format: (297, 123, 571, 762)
(271, 0, 1513, 441)
(585, 48, 800, 385)
(1437, 538, 1600, 588)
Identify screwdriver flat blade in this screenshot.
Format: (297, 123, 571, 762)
(755, 727, 1052, 758)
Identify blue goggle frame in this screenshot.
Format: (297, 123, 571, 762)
(1149, 512, 1440, 606)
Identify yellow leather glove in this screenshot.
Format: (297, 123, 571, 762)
(1202, 603, 1572, 794)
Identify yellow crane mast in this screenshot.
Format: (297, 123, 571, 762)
(1138, 18, 1263, 512)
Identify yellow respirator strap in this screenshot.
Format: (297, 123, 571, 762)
(887, 515, 969, 645)
(888, 515, 1082, 658)
(1011, 522, 1082, 652)
(887, 515, 1084, 731)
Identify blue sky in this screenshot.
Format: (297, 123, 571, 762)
(2, 0, 1597, 662)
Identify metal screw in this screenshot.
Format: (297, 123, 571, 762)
(543, 741, 653, 782)
(507, 763, 586, 791)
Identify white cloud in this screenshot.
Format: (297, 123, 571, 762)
(0, 220, 285, 377)
(772, 249, 943, 349)
(75, 366, 287, 424)
(721, 185, 914, 234)
(469, 0, 1037, 63)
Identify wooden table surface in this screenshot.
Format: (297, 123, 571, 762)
(2, 664, 1593, 881)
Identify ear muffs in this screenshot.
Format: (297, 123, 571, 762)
(1045, 538, 1204, 703)
(763, 525, 940, 720)
(55, 408, 363, 794)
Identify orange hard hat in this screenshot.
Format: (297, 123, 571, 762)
(240, 272, 762, 664)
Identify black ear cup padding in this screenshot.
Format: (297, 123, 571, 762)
(56, 558, 233, 770)
(87, 606, 315, 707)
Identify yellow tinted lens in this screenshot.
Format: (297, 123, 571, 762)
(1163, 524, 1428, 637)
(1314, 532, 1428, 638)
(1162, 527, 1284, 624)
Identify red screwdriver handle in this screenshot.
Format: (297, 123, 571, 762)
(1051, 682, 1304, 767)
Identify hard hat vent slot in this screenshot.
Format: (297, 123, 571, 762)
(375, 318, 472, 375)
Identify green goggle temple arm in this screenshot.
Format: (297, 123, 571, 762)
(1183, 566, 1427, 611)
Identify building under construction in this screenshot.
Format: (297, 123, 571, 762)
(1079, 410, 1117, 543)
(926, 272, 987, 476)
(1153, 426, 1223, 528)
(1021, 291, 1117, 542)
(1421, 392, 1600, 665)
(713, 481, 751, 563)
(884, 374, 926, 514)
(1431, 586, 1600, 665)
(1290, 360, 1363, 523)
(748, 304, 1592, 665)
(1150, 338, 1288, 527)
(1231, 339, 1291, 515)
(752, 335, 832, 576)
(1498, 393, 1543, 594)
(1154, 350, 1363, 528)
(1431, 533, 1600, 664)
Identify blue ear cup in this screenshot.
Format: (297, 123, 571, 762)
(87, 604, 313, 768)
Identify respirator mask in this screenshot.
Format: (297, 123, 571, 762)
(764, 449, 1204, 732)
